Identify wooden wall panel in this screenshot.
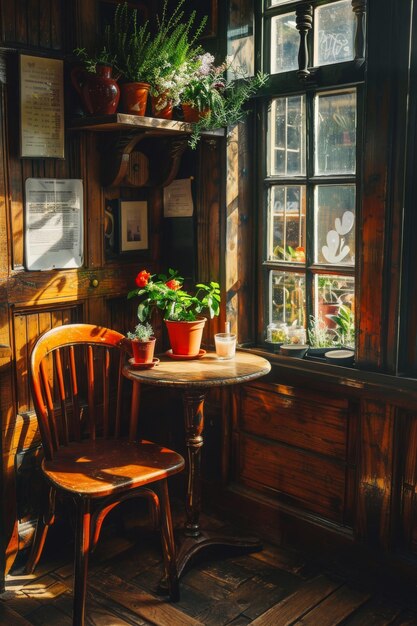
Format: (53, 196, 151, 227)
(239, 434, 346, 522)
(12, 305, 82, 413)
(353, 400, 395, 548)
(240, 383, 348, 459)
(225, 122, 254, 344)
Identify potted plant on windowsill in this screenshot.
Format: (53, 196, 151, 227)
(128, 269, 220, 357)
(127, 321, 156, 364)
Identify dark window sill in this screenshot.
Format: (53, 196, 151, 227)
(237, 346, 417, 408)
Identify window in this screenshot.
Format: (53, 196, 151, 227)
(259, 0, 365, 350)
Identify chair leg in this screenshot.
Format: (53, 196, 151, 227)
(155, 480, 179, 602)
(73, 498, 91, 626)
(25, 486, 56, 574)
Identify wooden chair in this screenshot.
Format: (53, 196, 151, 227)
(26, 323, 184, 626)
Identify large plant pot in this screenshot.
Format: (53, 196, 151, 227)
(165, 318, 206, 356)
(131, 337, 156, 363)
(71, 64, 120, 115)
(120, 82, 150, 115)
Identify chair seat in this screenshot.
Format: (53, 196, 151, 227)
(42, 439, 185, 498)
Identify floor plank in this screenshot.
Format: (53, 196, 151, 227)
(4, 507, 417, 626)
(292, 584, 370, 625)
(0, 603, 33, 626)
(89, 573, 204, 626)
(250, 575, 342, 625)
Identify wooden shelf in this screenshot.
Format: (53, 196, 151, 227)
(68, 113, 225, 137)
(68, 113, 224, 187)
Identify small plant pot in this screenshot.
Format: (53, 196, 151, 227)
(131, 337, 156, 364)
(182, 103, 210, 123)
(120, 82, 150, 115)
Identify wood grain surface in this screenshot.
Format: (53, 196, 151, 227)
(124, 351, 271, 388)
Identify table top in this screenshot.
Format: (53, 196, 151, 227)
(123, 350, 271, 388)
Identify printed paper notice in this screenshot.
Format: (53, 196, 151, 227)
(25, 179, 83, 271)
(163, 179, 194, 217)
(20, 55, 64, 158)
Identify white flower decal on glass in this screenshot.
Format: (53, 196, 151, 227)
(322, 210, 354, 263)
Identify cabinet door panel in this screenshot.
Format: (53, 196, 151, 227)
(239, 434, 346, 522)
(240, 384, 348, 459)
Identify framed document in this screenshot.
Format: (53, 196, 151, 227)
(119, 201, 148, 253)
(20, 55, 65, 158)
(25, 179, 83, 270)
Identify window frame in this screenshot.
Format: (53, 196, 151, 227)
(255, 0, 365, 348)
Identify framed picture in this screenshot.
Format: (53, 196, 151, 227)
(119, 200, 148, 253)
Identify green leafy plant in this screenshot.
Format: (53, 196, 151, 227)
(105, 0, 206, 107)
(126, 321, 154, 342)
(104, 3, 152, 83)
(73, 46, 117, 74)
(186, 64, 269, 149)
(307, 315, 336, 348)
(318, 277, 341, 304)
(327, 304, 355, 347)
(128, 269, 220, 322)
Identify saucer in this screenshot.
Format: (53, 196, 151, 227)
(128, 357, 160, 369)
(165, 349, 206, 360)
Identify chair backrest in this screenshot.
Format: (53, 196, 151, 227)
(30, 324, 133, 461)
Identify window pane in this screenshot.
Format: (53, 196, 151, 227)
(270, 270, 306, 326)
(271, 13, 298, 74)
(269, 95, 306, 176)
(268, 185, 306, 262)
(268, 0, 294, 6)
(313, 274, 355, 346)
(315, 0, 355, 66)
(315, 90, 356, 175)
(315, 185, 355, 265)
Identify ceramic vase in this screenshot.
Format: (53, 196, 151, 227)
(71, 64, 120, 116)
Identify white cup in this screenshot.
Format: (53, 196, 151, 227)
(214, 333, 236, 360)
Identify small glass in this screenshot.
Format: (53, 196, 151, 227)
(267, 323, 288, 344)
(287, 326, 307, 345)
(215, 333, 237, 360)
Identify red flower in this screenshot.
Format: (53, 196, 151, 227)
(135, 270, 151, 288)
(166, 278, 181, 291)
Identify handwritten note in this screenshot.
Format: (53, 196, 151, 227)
(20, 55, 64, 158)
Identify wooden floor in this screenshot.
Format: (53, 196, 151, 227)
(2, 503, 417, 626)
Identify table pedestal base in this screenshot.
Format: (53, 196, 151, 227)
(176, 528, 263, 578)
(157, 529, 262, 594)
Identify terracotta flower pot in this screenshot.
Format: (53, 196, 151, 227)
(131, 337, 156, 363)
(182, 103, 210, 123)
(165, 318, 206, 356)
(151, 94, 173, 119)
(120, 82, 150, 115)
(71, 64, 120, 116)
(318, 302, 340, 330)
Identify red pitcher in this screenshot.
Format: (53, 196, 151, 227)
(71, 64, 120, 115)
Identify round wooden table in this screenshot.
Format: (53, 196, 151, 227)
(124, 350, 271, 578)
